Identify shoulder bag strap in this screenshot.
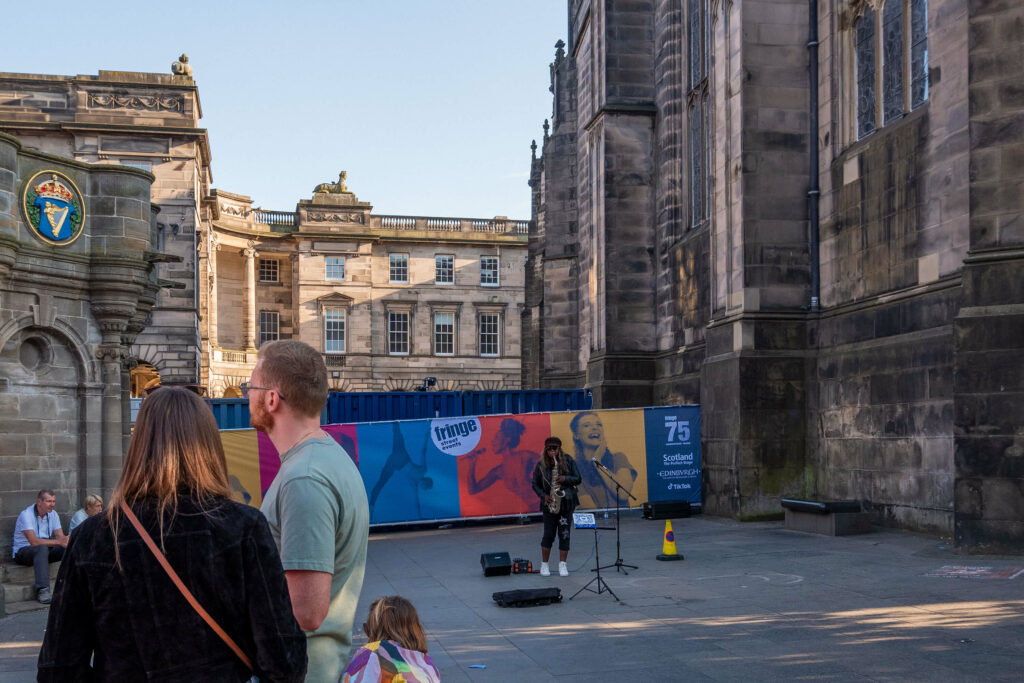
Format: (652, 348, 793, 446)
(120, 503, 253, 671)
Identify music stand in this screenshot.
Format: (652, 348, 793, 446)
(569, 513, 619, 601)
(592, 460, 638, 574)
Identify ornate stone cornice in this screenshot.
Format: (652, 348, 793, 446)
(87, 93, 183, 112)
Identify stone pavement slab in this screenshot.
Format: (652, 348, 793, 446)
(2, 514, 1023, 681)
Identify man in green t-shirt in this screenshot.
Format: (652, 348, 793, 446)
(247, 340, 370, 681)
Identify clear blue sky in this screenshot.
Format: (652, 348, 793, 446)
(0, 1, 566, 219)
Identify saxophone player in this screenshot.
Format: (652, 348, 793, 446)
(531, 437, 582, 577)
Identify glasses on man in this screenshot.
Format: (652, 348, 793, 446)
(239, 382, 286, 401)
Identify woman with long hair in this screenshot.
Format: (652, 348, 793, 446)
(38, 387, 307, 682)
(531, 436, 582, 577)
(569, 411, 637, 509)
(343, 595, 440, 682)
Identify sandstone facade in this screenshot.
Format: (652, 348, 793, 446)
(526, 0, 1024, 551)
(0, 131, 157, 557)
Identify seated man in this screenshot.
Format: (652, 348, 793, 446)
(12, 489, 68, 604)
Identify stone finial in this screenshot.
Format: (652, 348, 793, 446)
(171, 54, 193, 77)
(314, 171, 349, 195)
(543, 119, 550, 141)
(531, 139, 537, 159)
(555, 40, 566, 62)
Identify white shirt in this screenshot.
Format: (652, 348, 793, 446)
(12, 504, 62, 557)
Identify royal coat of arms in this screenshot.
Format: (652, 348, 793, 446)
(22, 171, 85, 246)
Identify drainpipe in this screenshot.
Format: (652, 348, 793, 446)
(808, 0, 820, 312)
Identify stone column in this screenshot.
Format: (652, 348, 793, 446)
(208, 235, 220, 350)
(242, 244, 258, 350)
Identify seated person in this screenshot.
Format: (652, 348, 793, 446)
(12, 489, 68, 604)
(68, 493, 103, 533)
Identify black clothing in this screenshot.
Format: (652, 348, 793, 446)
(531, 455, 583, 512)
(541, 505, 574, 551)
(14, 545, 64, 589)
(38, 496, 307, 683)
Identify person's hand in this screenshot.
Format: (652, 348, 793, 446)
(59, 535, 69, 548)
(555, 475, 566, 484)
(544, 496, 552, 506)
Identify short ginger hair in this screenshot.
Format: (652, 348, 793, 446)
(257, 340, 329, 418)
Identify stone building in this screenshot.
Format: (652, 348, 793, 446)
(0, 59, 210, 388)
(525, 0, 1024, 551)
(1, 62, 527, 398)
(0, 131, 159, 557)
(203, 177, 527, 396)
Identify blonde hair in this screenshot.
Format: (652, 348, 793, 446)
(107, 387, 231, 565)
(257, 340, 329, 418)
(84, 493, 102, 507)
(364, 596, 428, 653)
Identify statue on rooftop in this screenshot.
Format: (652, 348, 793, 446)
(171, 54, 193, 78)
(314, 171, 349, 195)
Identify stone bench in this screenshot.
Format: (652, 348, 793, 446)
(780, 499, 871, 536)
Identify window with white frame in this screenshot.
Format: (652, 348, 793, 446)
(435, 254, 454, 285)
(479, 313, 500, 357)
(258, 258, 279, 283)
(388, 311, 410, 355)
(389, 253, 408, 283)
(433, 312, 455, 356)
(324, 308, 345, 354)
(480, 256, 499, 286)
(259, 311, 279, 346)
(325, 256, 346, 281)
(855, 0, 928, 139)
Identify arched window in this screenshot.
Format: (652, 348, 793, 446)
(855, 0, 928, 140)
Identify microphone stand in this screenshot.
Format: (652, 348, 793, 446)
(592, 459, 637, 574)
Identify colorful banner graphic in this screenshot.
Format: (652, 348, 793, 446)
(226, 405, 700, 525)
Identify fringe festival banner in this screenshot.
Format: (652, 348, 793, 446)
(221, 406, 700, 525)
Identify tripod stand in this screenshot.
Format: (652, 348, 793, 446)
(592, 460, 637, 574)
(570, 521, 619, 601)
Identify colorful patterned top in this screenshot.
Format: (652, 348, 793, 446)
(342, 640, 441, 683)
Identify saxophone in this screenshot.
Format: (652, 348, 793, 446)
(548, 458, 564, 514)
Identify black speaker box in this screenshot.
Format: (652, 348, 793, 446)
(480, 551, 512, 577)
(493, 587, 562, 607)
(643, 500, 692, 520)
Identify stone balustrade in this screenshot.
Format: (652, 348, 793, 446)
(376, 215, 528, 234)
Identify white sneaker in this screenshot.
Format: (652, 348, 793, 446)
(540, 562, 550, 577)
(559, 562, 569, 577)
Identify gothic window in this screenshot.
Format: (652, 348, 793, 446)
(686, 0, 711, 228)
(855, 0, 928, 140)
(882, 0, 904, 125)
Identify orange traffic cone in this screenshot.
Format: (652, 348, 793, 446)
(656, 520, 683, 561)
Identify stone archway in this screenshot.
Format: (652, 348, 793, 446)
(222, 385, 243, 398)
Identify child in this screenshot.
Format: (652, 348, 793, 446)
(342, 596, 441, 682)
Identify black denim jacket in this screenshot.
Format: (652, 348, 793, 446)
(532, 455, 583, 512)
(38, 496, 307, 682)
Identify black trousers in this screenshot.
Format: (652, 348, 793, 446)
(541, 503, 573, 552)
(14, 545, 64, 589)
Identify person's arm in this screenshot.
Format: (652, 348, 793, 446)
(275, 476, 339, 632)
(285, 570, 332, 631)
(21, 529, 67, 548)
(243, 514, 307, 682)
(561, 457, 583, 488)
(37, 537, 94, 680)
(531, 462, 547, 500)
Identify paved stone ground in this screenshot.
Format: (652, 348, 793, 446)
(3, 514, 1023, 681)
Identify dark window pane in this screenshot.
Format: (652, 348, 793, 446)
(911, 0, 928, 108)
(688, 0, 701, 89)
(883, 0, 904, 124)
(703, 92, 711, 221)
(690, 101, 703, 227)
(856, 8, 877, 138)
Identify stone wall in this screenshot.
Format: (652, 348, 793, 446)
(0, 132, 155, 557)
(527, 0, 1024, 546)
